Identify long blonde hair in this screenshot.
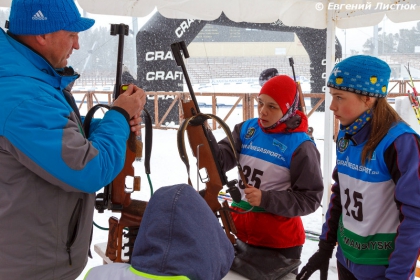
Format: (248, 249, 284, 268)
(361, 98, 403, 165)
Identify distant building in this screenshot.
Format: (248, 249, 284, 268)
(185, 24, 311, 85)
(189, 24, 308, 57)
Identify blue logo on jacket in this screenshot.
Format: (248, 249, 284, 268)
(371, 151, 376, 160)
(273, 139, 287, 152)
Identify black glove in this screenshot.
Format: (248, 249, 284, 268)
(296, 240, 335, 280)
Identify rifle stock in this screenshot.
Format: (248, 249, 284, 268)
(105, 201, 148, 262)
(219, 200, 237, 244)
(105, 217, 119, 261)
(171, 41, 238, 243)
(92, 23, 147, 263)
(181, 100, 225, 212)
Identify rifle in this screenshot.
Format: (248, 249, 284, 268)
(171, 41, 246, 244)
(84, 23, 151, 263)
(405, 63, 420, 125)
(289, 57, 314, 140)
(289, 57, 307, 116)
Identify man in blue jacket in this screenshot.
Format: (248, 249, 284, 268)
(0, 0, 146, 279)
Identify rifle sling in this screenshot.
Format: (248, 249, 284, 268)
(83, 104, 111, 138)
(142, 109, 153, 174)
(177, 112, 247, 189)
(83, 104, 153, 175)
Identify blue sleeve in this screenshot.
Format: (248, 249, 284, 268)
(320, 166, 342, 244)
(4, 92, 129, 193)
(82, 117, 102, 135)
(386, 133, 420, 278)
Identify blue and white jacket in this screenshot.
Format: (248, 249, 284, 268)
(321, 121, 420, 279)
(216, 118, 323, 249)
(0, 28, 130, 279)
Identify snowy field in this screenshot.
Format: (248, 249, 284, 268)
(74, 93, 340, 279)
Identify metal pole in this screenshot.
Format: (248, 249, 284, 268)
(374, 25, 379, 56)
(132, 17, 138, 77)
(322, 8, 336, 223)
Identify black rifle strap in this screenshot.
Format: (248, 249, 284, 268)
(142, 109, 153, 175)
(83, 105, 153, 176)
(83, 104, 111, 138)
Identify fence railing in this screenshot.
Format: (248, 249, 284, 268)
(71, 89, 412, 132)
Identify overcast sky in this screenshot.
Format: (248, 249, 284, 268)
(336, 18, 419, 55)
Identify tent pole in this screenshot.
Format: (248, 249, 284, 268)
(322, 5, 336, 223)
(132, 17, 138, 77)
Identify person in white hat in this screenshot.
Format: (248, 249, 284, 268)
(0, 0, 146, 279)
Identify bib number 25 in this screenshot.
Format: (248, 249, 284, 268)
(344, 188, 364, 222)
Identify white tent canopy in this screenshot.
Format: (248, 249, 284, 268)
(82, 0, 420, 29)
(2, 0, 420, 28)
(1, 0, 420, 219)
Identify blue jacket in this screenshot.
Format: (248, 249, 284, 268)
(0, 28, 130, 279)
(85, 184, 235, 280)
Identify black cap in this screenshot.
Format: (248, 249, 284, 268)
(259, 68, 278, 87)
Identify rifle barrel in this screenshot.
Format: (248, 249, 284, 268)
(111, 23, 129, 100)
(171, 42, 200, 113)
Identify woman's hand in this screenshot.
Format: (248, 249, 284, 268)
(244, 184, 262, 206)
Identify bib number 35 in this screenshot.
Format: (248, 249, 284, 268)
(239, 165, 264, 189)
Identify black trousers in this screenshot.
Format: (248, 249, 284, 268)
(276, 245, 303, 275)
(337, 260, 358, 280)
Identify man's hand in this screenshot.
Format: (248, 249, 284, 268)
(112, 84, 146, 118)
(129, 114, 142, 136)
(296, 240, 335, 280)
(244, 184, 262, 206)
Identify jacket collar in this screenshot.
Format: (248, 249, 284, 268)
(2, 29, 78, 91)
(344, 121, 371, 146)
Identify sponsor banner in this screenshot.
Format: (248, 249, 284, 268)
(209, 78, 259, 84)
(136, 12, 342, 110)
(137, 13, 207, 92)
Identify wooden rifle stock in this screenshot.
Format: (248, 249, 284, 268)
(171, 41, 238, 244)
(92, 23, 147, 263)
(105, 201, 148, 262)
(179, 101, 226, 212)
(105, 217, 119, 261)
